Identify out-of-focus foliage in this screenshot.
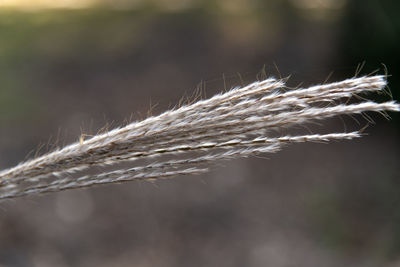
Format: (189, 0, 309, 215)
(0, 1, 399, 266)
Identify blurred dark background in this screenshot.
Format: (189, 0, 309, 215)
(0, 0, 399, 266)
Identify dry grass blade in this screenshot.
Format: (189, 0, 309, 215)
(0, 75, 398, 200)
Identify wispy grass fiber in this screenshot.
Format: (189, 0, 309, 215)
(0, 75, 398, 199)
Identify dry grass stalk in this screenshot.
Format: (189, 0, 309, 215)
(0, 75, 398, 199)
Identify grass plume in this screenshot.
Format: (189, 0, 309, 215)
(0, 75, 398, 199)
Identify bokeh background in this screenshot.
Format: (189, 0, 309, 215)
(0, 0, 399, 266)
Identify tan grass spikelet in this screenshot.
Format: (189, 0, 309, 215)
(0, 75, 398, 199)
